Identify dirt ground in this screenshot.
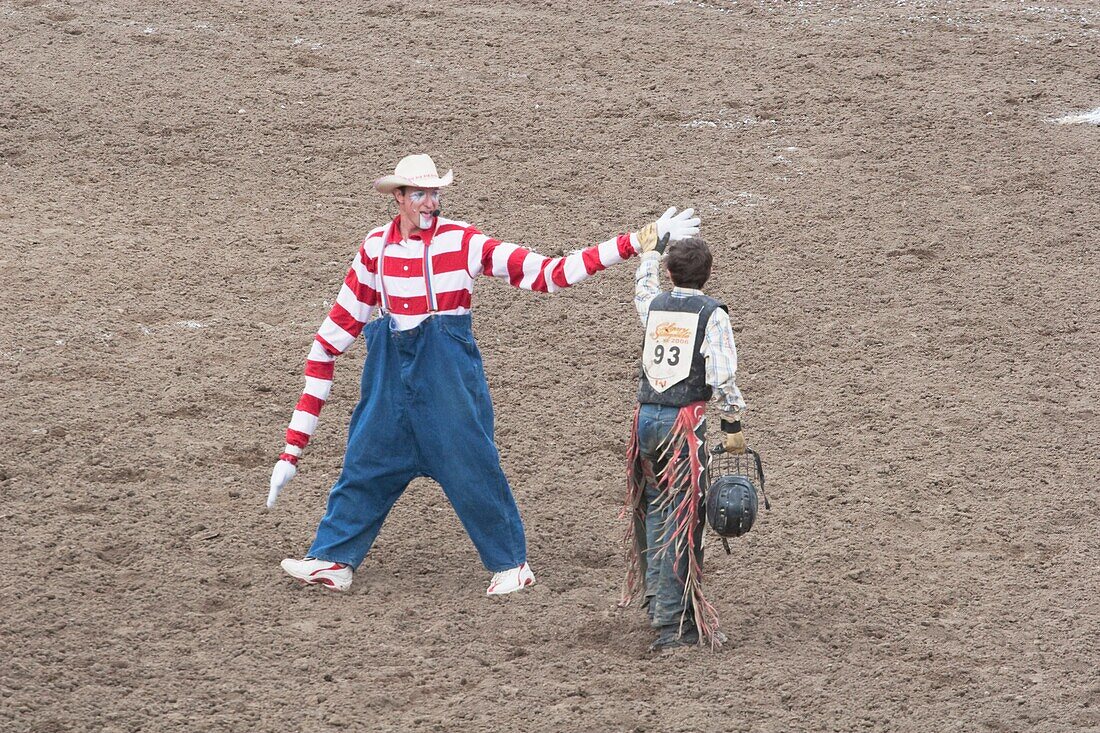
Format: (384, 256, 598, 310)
(2, 0, 1098, 731)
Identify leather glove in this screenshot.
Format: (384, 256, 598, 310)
(267, 459, 297, 508)
(721, 419, 747, 454)
(637, 207, 701, 255)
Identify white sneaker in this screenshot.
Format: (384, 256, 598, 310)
(486, 562, 535, 596)
(280, 557, 353, 592)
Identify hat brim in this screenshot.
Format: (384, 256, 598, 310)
(374, 169, 454, 194)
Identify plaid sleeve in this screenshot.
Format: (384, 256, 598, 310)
(702, 306, 746, 421)
(634, 254, 662, 326)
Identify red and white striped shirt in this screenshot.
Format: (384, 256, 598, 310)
(280, 216, 641, 463)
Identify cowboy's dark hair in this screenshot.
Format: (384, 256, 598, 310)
(665, 237, 712, 289)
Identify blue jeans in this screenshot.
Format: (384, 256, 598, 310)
(307, 314, 527, 572)
(635, 403, 707, 627)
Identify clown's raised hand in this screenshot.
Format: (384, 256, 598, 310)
(637, 207, 701, 256)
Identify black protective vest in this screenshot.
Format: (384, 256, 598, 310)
(637, 292, 727, 407)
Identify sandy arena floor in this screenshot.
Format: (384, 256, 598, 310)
(2, 1, 1098, 731)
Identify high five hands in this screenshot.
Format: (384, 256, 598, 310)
(638, 207, 701, 256)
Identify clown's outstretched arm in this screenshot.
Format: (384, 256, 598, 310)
(267, 241, 379, 508)
(467, 207, 699, 292)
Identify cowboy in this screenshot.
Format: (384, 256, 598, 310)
(268, 154, 701, 596)
(621, 235, 746, 650)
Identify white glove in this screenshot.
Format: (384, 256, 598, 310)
(267, 459, 298, 508)
(655, 206, 700, 243)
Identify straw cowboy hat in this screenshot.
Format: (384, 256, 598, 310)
(373, 154, 454, 194)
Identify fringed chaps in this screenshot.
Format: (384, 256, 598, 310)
(620, 402, 721, 648)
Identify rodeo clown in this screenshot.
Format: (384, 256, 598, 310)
(267, 154, 701, 596)
(621, 232, 746, 650)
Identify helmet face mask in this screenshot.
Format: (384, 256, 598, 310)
(705, 474, 759, 538)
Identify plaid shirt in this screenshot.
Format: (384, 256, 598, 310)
(634, 254, 746, 421)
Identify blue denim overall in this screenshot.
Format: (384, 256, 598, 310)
(307, 314, 527, 572)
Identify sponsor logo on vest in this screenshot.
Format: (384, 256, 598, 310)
(650, 322, 692, 344)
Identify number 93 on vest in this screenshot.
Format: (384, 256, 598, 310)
(642, 311, 699, 392)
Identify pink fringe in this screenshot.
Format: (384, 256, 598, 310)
(620, 402, 722, 648)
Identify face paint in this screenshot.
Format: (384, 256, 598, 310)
(397, 188, 442, 232)
(409, 191, 441, 207)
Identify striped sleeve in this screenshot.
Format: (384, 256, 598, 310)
(281, 242, 379, 464)
(468, 230, 640, 293)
